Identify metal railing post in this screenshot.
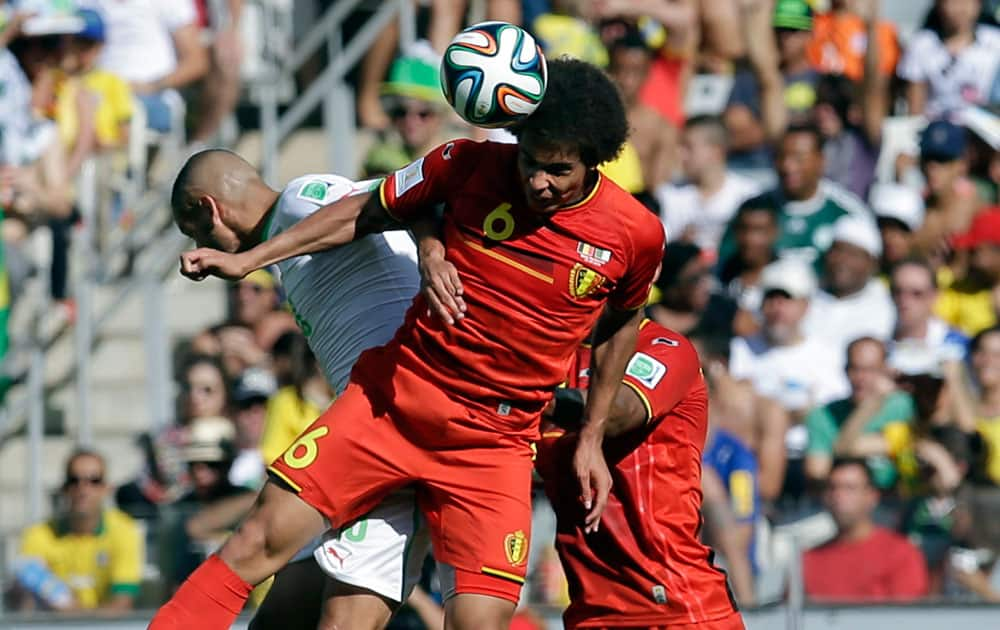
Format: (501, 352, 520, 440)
(143, 276, 173, 433)
(785, 537, 804, 630)
(74, 159, 98, 447)
(26, 343, 45, 523)
(398, 0, 416, 51)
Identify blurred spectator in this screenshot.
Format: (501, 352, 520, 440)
(730, 258, 848, 416)
(718, 124, 871, 271)
(888, 258, 969, 376)
(229, 269, 297, 351)
(912, 120, 982, 259)
(167, 416, 252, 588)
(701, 459, 757, 607)
(601, 22, 675, 195)
(726, 0, 818, 167)
(658, 115, 760, 259)
(228, 367, 276, 490)
(191, 0, 243, 144)
(808, 0, 900, 81)
(952, 325, 1000, 483)
(937, 207, 1000, 336)
(902, 426, 972, 591)
(948, 484, 1000, 601)
(898, 0, 1000, 117)
(718, 196, 780, 314)
(260, 331, 330, 465)
(55, 7, 133, 177)
(803, 215, 895, 353)
(533, 0, 608, 68)
(813, 72, 884, 199)
(703, 425, 761, 579)
(362, 50, 448, 178)
(803, 458, 929, 601)
(90, 0, 208, 132)
(870, 183, 927, 272)
(804, 337, 916, 491)
(178, 353, 230, 424)
(647, 243, 745, 339)
(14, 450, 142, 612)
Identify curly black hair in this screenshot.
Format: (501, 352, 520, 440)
(510, 57, 628, 169)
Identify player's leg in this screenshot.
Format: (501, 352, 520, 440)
(315, 489, 432, 630)
(248, 558, 327, 630)
(424, 439, 535, 630)
(150, 481, 325, 629)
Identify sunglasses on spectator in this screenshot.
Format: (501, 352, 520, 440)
(65, 474, 104, 488)
(389, 106, 436, 121)
(237, 283, 268, 294)
(186, 382, 220, 395)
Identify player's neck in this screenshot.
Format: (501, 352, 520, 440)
(564, 171, 599, 208)
(245, 187, 282, 246)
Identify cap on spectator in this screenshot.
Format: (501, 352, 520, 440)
(832, 215, 882, 257)
(760, 258, 817, 299)
(76, 8, 105, 42)
(958, 106, 1000, 151)
(869, 183, 926, 232)
(183, 417, 236, 463)
(21, 13, 84, 37)
(920, 120, 967, 162)
(239, 269, 276, 290)
(773, 0, 813, 30)
(953, 207, 1000, 249)
(233, 367, 276, 405)
(381, 46, 445, 105)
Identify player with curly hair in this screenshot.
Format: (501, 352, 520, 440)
(151, 57, 664, 630)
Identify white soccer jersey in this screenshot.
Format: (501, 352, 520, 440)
(267, 174, 420, 393)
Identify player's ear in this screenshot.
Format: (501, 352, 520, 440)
(201, 195, 223, 226)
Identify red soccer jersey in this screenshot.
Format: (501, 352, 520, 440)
(538, 321, 739, 628)
(357, 139, 664, 440)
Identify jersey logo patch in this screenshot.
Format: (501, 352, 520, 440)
(568, 264, 605, 299)
(504, 530, 528, 566)
(577, 242, 612, 266)
(652, 336, 679, 347)
(442, 142, 455, 160)
(394, 157, 425, 198)
(652, 584, 668, 604)
(297, 180, 329, 202)
(626, 352, 667, 389)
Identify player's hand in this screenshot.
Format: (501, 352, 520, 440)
(420, 254, 466, 325)
(573, 430, 612, 533)
(179, 248, 252, 281)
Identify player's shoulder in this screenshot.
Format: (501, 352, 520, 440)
(636, 320, 698, 360)
(599, 177, 665, 239)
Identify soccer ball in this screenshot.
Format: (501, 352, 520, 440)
(440, 21, 547, 128)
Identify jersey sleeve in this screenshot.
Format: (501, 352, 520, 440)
(275, 175, 380, 232)
(108, 515, 143, 596)
(611, 212, 665, 311)
(378, 139, 480, 223)
(621, 331, 702, 423)
(19, 523, 52, 560)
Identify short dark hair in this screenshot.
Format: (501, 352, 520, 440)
(607, 23, 650, 57)
(511, 57, 629, 169)
(684, 115, 728, 149)
(734, 194, 781, 223)
(890, 257, 938, 290)
(830, 457, 876, 488)
(971, 325, 1000, 354)
(815, 74, 856, 123)
(782, 122, 825, 153)
(845, 336, 886, 368)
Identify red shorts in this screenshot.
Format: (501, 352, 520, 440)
(578, 610, 745, 630)
(268, 368, 536, 604)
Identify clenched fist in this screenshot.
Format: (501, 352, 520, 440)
(179, 248, 252, 281)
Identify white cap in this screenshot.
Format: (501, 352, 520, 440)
(760, 258, 817, 300)
(832, 215, 882, 258)
(869, 183, 925, 232)
(183, 416, 236, 463)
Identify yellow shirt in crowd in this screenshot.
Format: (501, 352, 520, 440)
(57, 70, 133, 149)
(598, 140, 645, 194)
(978, 416, 1000, 485)
(260, 386, 323, 464)
(19, 508, 143, 608)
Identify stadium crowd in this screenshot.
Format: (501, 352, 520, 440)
(5, 0, 1000, 626)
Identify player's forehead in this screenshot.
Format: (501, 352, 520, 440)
(517, 134, 581, 168)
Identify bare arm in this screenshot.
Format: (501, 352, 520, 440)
(832, 396, 889, 456)
(180, 192, 405, 280)
(944, 360, 979, 433)
(185, 492, 257, 541)
(740, 0, 787, 143)
(905, 81, 927, 116)
(700, 0, 745, 63)
(755, 396, 788, 502)
(67, 88, 99, 178)
(859, 0, 887, 145)
(548, 381, 650, 438)
(701, 467, 756, 606)
(150, 24, 209, 91)
(575, 306, 644, 531)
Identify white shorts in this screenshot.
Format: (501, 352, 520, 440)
(313, 488, 431, 603)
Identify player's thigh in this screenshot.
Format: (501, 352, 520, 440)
(318, 580, 395, 630)
(315, 488, 431, 604)
(443, 593, 515, 630)
(248, 558, 326, 630)
(269, 382, 419, 527)
(426, 442, 535, 605)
